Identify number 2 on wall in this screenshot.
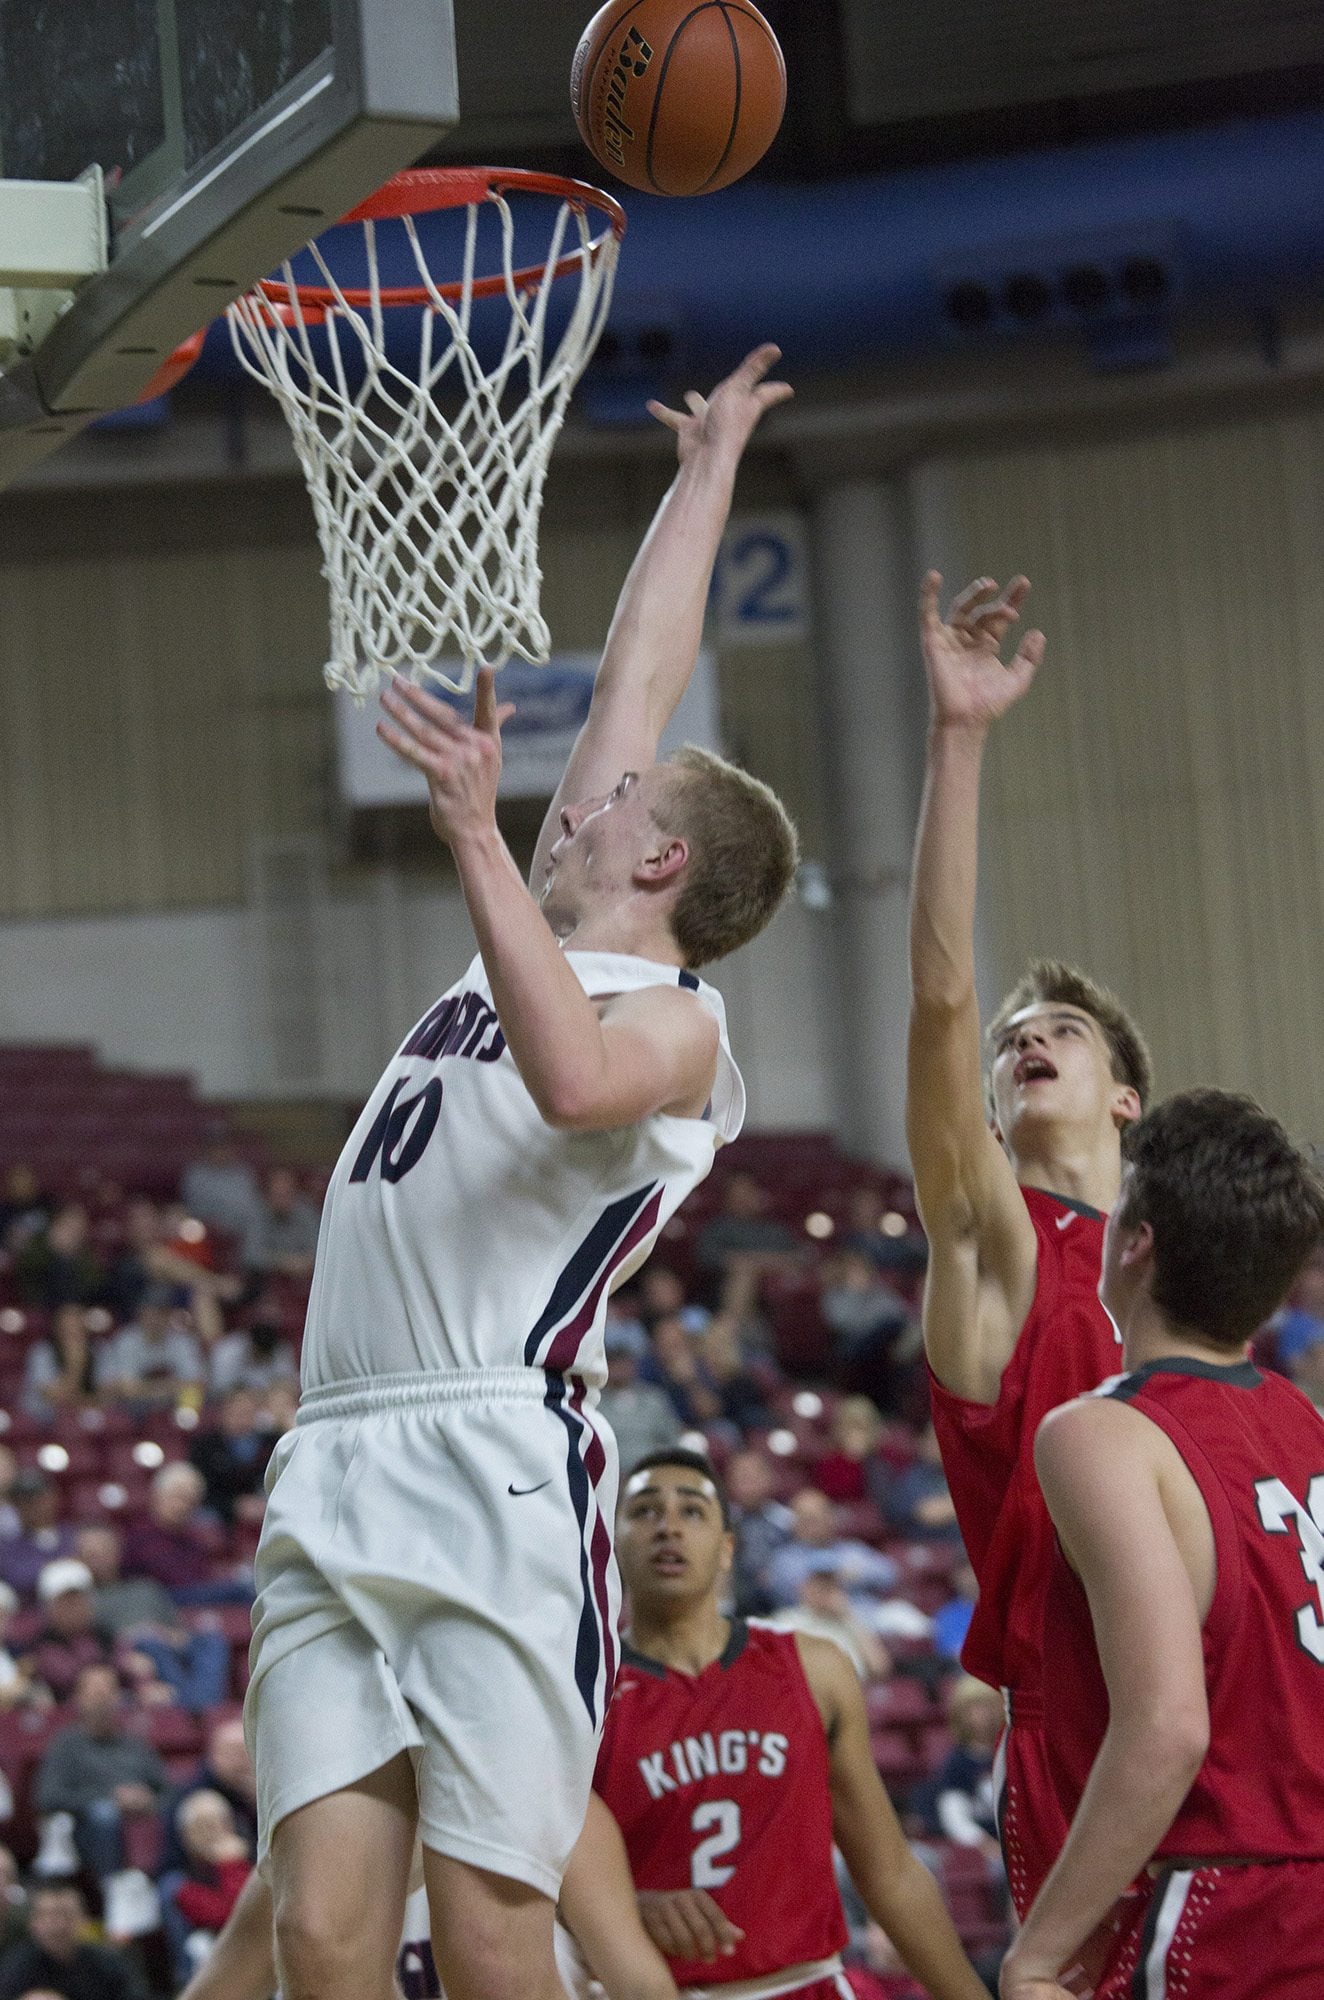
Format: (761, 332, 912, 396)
(690, 1799, 741, 1888)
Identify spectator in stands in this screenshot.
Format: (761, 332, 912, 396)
(637, 1264, 710, 1339)
(179, 1131, 266, 1247)
(882, 1423, 961, 1545)
(597, 1326, 681, 1475)
(812, 1396, 889, 1507)
(1292, 1330, 1324, 1414)
(0, 1448, 20, 1541)
(726, 1447, 794, 1616)
(767, 1488, 899, 1615)
(74, 1530, 229, 1714)
(767, 1564, 891, 1682)
(1268, 1243, 1324, 1367)
(819, 1248, 914, 1414)
(95, 1288, 205, 1411)
(240, 1169, 319, 1280)
(931, 1560, 978, 1662)
(0, 1164, 50, 1253)
(0, 1878, 149, 2000)
(0, 1474, 77, 1604)
(0, 1582, 50, 1712)
(32, 1665, 167, 1922)
(641, 1315, 768, 1438)
(14, 1206, 103, 1312)
(121, 1466, 244, 1608)
(20, 1563, 146, 1709)
(102, 1199, 236, 1325)
(21, 1307, 101, 1425)
(165, 1789, 254, 1985)
(694, 1170, 802, 1312)
(0, 1846, 25, 1952)
(188, 1390, 273, 1528)
(922, 1677, 1003, 1869)
(207, 1314, 297, 1400)
(840, 1185, 928, 1282)
(163, 1718, 257, 1870)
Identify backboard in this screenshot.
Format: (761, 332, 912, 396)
(0, 0, 458, 483)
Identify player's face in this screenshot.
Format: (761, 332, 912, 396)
(989, 1004, 1133, 1153)
(616, 1464, 733, 1610)
(540, 766, 675, 928)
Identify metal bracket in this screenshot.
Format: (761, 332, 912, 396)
(0, 167, 108, 369)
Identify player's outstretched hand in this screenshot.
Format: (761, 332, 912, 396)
(636, 1887, 745, 1963)
(919, 571, 1045, 731)
(377, 668, 516, 850)
(648, 343, 792, 468)
(999, 1943, 1082, 2000)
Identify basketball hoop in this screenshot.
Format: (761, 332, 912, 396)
(227, 167, 626, 699)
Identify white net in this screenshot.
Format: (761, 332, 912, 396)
(227, 175, 623, 699)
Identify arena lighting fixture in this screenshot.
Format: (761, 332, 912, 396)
(792, 1391, 824, 1420)
(97, 1483, 128, 1510)
(881, 1212, 909, 1237)
(37, 1444, 69, 1473)
(132, 1441, 165, 1469)
(767, 1429, 798, 1457)
(804, 1211, 834, 1239)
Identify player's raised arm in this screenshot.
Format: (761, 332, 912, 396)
(797, 1635, 990, 2000)
(999, 1401, 1210, 2000)
(528, 344, 792, 889)
(907, 573, 1045, 1404)
(377, 671, 720, 1130)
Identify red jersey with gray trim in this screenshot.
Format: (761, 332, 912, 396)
(301, 951, 743, 1391)
(594, 1621, 847, 1986)
(929, 1186, 1118, 1690)
(1043, 1357, 1324, 1859)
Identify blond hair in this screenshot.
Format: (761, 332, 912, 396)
(655, 746, 799, 968)
(985, 958, 1153, 1110)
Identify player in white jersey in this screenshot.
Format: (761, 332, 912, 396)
(248, 346, 799, 2000)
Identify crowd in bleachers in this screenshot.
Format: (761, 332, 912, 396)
(1, 1047, 1322, 1996)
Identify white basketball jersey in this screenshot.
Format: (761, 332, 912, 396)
(301, 951, 744, 1391)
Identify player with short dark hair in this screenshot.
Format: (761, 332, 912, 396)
(906, 574, 1152, 1915)
(1001, 1089, 1324, 2000)
(595, 1451, 989, 2000)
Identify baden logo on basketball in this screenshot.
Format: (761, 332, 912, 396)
(602, 29, 655, 167)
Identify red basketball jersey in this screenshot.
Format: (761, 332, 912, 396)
(930, 1187, 1118, 1690)
(593, 1620, 847, 1986)
(1043, 1358, 1324, 1858)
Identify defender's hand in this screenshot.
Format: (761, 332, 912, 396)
(920, 571, 1044, 731)
(377, 669, 516, 849)
(648, 344, 792, 468)
(636, 1888, 745, 1963)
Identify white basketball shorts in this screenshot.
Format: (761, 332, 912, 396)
(245, 1366, 620, 1899)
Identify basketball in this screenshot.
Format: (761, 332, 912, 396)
(571, 0, 786, 197)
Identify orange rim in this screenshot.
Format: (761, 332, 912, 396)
(252, 167, 627, 322)
(136, 328, 206, 401)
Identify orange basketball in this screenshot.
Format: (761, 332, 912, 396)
(571, 0, 786, 197)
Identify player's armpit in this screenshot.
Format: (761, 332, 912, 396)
(560, 1796, 683, 2000)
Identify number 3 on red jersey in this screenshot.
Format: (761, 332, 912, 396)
(1255, 1474, 1324, 1662)
(691, 1800, 741, 1888)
